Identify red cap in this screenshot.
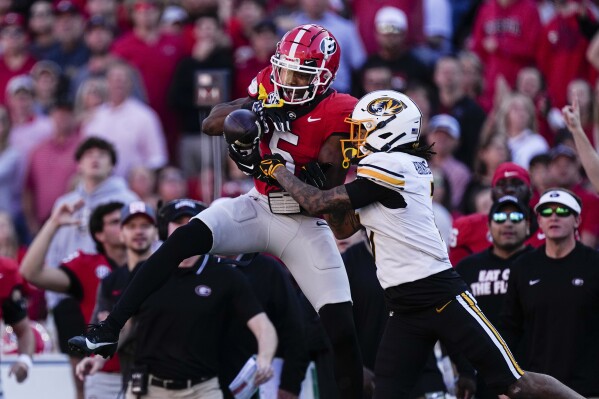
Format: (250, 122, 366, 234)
(491, 162, 530, 187)
(1, 13, 25, 29)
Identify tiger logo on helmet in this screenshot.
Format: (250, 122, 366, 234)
(341, 90, 422, 168)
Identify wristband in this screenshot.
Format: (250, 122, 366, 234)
(17, 354, 33, 370)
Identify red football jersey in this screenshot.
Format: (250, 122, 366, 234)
(60, 251, 114, 324)
(0, 257, 25, 323)
(248, 66, 358, 195)
(450, 213, 545, 265)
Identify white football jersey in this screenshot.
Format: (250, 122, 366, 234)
(355, 151, 452, 289)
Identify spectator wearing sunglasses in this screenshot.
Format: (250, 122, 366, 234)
(456, 195, 533, 399)
(500, 188, 599, 397)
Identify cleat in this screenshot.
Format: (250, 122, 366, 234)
(68, 322, 118, 358)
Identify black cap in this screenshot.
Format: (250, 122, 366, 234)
(157, 199, 207, 240)
(489, 195, 529, 221)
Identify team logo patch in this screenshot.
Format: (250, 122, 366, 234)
(95, 265, 111, 280)
(175, 200, 197, 210)
(319, 37, 337, 58)
(195, 285, 212, 297)
(366, 98, 406, 116)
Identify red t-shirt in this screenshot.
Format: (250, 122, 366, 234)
(536, 10, 593, 109)
(247, 66, 357, 195)
(571, 184, 599, 238)
(351, 0, 424, 54)
(449, 212, 545, 265)
(470, 0, 542, 111)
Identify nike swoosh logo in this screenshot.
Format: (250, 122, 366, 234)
(316, 220, 328, 226)
(307, 116, 321, 122)
(85, 338, 116, 350)
(435, 300, 452, 313)
(529, 279, 541, 286)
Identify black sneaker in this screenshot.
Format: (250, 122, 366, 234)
(68, 322, 118, 358)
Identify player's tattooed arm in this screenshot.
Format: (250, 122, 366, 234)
(274, 167, 362, 238)
(326, 208, 362, 239)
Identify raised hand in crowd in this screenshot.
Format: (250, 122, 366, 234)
(47, 199, 85, 228)
(562, 96, 599, 192)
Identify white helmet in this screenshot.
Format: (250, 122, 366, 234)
(341, 90, 422, 167)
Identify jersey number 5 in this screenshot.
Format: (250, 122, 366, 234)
(269, 131, 299, 174)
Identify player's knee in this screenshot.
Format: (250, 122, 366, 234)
(169, 219, 214, 256)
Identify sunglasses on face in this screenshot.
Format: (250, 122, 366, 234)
(492, 211, 525, 224)
(538, 206, 573, 218)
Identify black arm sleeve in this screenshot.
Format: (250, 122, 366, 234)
(106, 219, 213, 330)
(2, 285, 27, 325)
(59, 266, 84, 301)
(345, 178, 406, 209)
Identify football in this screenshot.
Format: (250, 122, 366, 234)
(223, 109, 261, 148)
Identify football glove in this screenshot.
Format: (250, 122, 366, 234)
(258, 154, 286, 181)
(299, 161, 331, 189)
(264, 106, 291, 132)
(228, 140, 261, 176)
(242, 100, 269, 136)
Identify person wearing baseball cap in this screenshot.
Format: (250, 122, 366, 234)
(427, 114, 471, 209)
(450, 162, 543, 265)
(156, 199, 206, 241)
(120, 201, 156, 226)
(501, 188, 599, 396)
(51, 0, 87, 78)
(76, 198, 278, 398)
(456, 194, 533, 398)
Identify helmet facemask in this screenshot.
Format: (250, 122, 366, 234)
(270, 54, 333, 105)
(341, 117, 376, 168)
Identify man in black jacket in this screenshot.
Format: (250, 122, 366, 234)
(501, 188, 599, 397)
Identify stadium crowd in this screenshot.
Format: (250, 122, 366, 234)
(1, 0, 599, 398)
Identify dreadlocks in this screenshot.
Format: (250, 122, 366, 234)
(394, 141, 436, 161)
